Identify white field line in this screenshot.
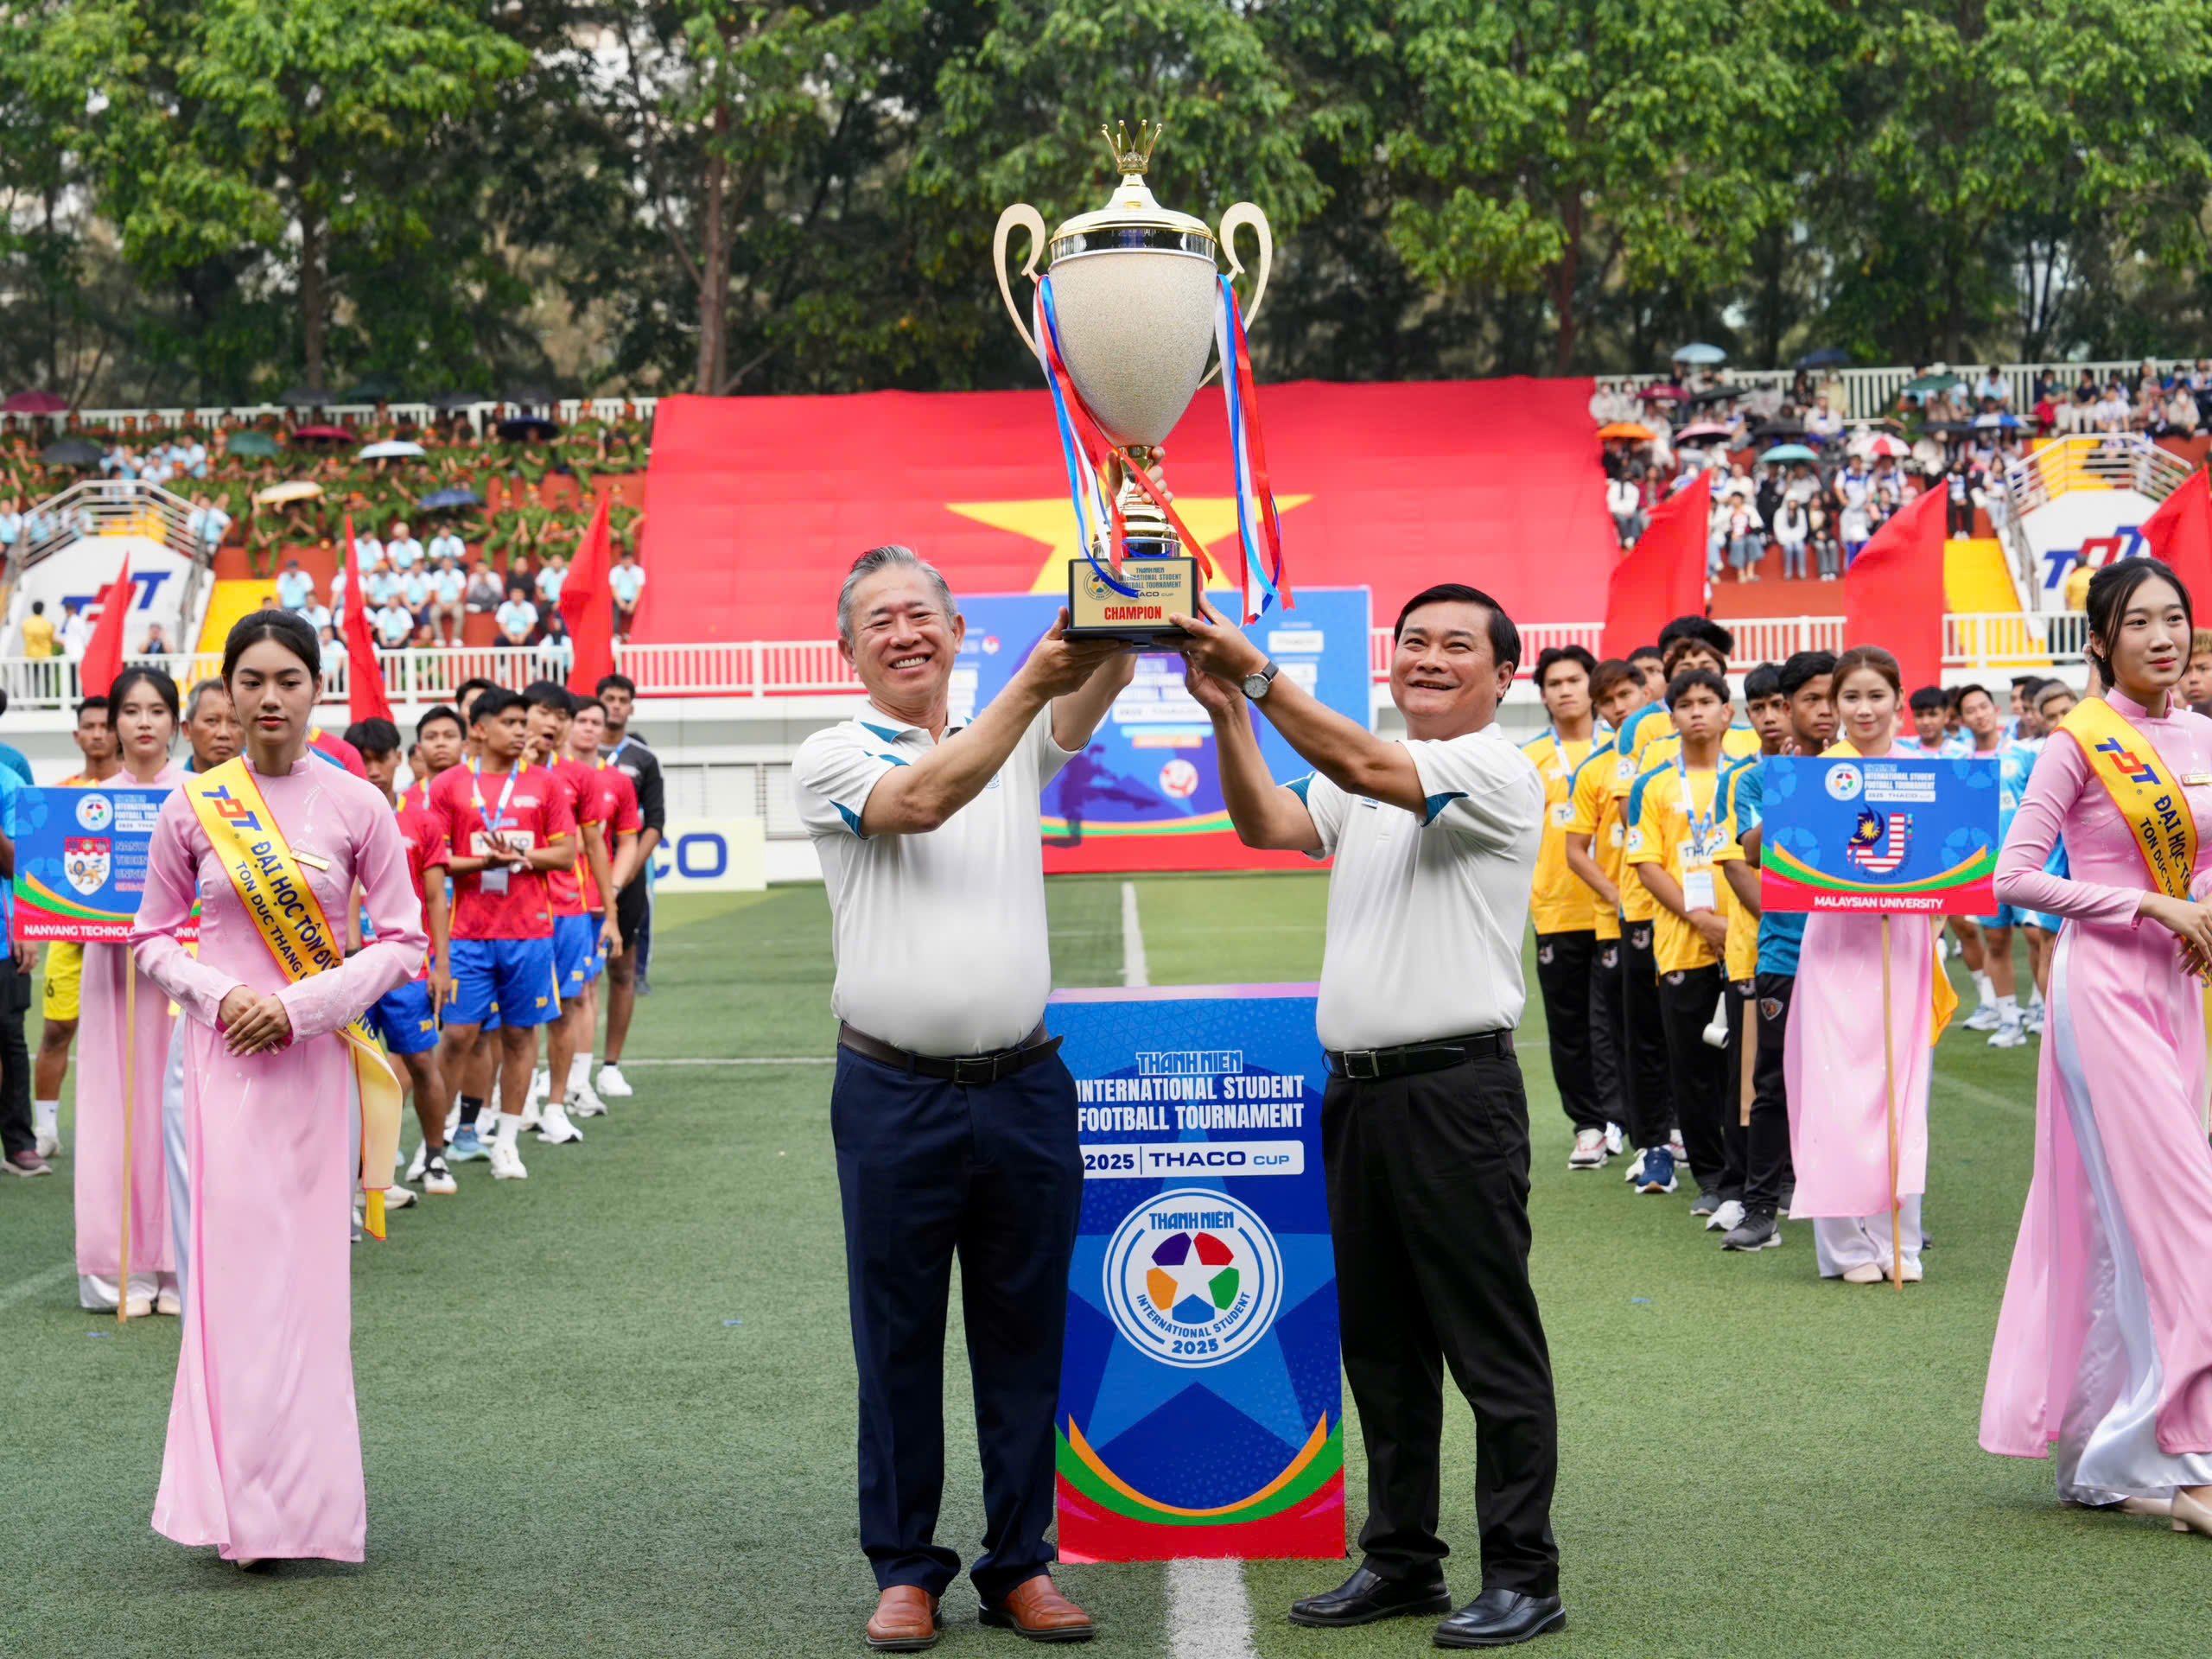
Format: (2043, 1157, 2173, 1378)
(1120, 880, 1151, 989)
(621, 1056, 834, 1065)
(0, 1259, 77, 1312)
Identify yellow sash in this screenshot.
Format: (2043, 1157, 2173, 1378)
(2061, 696, 2197, 902)
(185, 759, 403, 1241)
(1821, 740, 1959, 1041)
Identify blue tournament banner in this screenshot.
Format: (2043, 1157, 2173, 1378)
(1758, 755, 2001, 915)
(1049, 984, 1344, 1561)
(10, 785, 173, 941)
(956, 586, 1371, 874)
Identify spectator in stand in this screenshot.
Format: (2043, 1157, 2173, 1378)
(611, 550, 646, 638)
(427, 524, 466, 567)
(374, 597, 416, 648)
(179, 433, 207, 480)
(299, 595, 331, 636)
(536, 613, 575, 678)
(2159, 383, 2199, 438)
(139, 622, 171, 656)
(2031, 386, 2059, 436)
(276, 559, 315, 612)
(386, 519, 424, 573)
(2092, 381, 2129, 432)
(1724, 486, 1765, 582)
(1773, 492, 1810, 581)
(0, 497, 21, 562)
(1606, 469, 1643, 549)
(356, 526, 384, 571)
(535, 551, 568, 609)
(320, 623, 347, 675)
(365, 556, 401, 612)
(466, 561, 504, 618)
(21, 601, 55, 658)
(1975, 365, 2010, 407)
(2180, 627, 2212, 710)
(1947, 461, 1974, 537)
(187, 493, 231, 557)
(429, 557, 466, 644)
(60, 598, 90, 658)
(496, 583, 538, 647)
(401, 563, 432, 626)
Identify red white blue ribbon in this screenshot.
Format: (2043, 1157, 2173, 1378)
(1212, 274, 1291, 622)
(1035, 276, 1137, 599)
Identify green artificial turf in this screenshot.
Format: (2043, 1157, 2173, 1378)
(0, 879, 2198, 1658)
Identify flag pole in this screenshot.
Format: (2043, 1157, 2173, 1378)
(1738, 988, 1757, 1128)
(117, 959, 136, 1322)
(1880, 914, 1903, 1294)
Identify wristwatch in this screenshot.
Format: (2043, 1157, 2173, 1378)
(1242, 659, 1280, 701)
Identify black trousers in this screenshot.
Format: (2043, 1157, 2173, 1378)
(1533, 930, 1605, 1133)
(1620, 921, 1675, 1150)
(1655, 964, 1732, 1195)
(0, 958, 30, 1159)
(1745, 973, 1799, 1217)
(1588, 934, 1624, 1130)
(830, 1046, 1084, 1601)
(1324, 1052, 1560, 1597)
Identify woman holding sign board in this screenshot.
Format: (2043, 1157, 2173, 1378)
(73, 666, 186, 1315)
(1782, 646, 1952, 1285)
(1980, 556, 2212, 1536)
(130, 611, 426, 1565)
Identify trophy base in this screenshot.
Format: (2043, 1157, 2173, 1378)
(1066, 553, 1200, 645)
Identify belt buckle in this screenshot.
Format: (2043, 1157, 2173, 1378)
(1341, 1049, 1380, 1080)
(951, 1053, 999, 1087)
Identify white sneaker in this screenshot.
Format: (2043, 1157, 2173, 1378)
(1989, 1020, 2027, 1049)
(571, 1077, 609, 1119)
(1568, 1128, 1608, 1170)
(382, 1183, 419, 1211)
(537, 1100, 584, 1146)
(35, 1129, 60, 1160)
(1603, 1122, 1624, 1155)
(1706, 1198, 1746, 1233)
(2024, 1003, 2046, 1033)
(124, 1293, 154, 1319)
(1623, 1147, 1647, 1184)
(518, 1095, 543, 1132)
(407, 1141, 430, 1182)
(1962, 1003, 2002, 1032)
(421, 1154, 457, 1196)
(489, 1139, 529, 1181)
(1668, 1130, 1688, 1166)
(596, 1064, 634, 1099)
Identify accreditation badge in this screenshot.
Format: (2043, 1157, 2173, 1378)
(1682, 867, 1717, 912)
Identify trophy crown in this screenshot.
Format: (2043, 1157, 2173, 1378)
(1099, 119, 1164, 180)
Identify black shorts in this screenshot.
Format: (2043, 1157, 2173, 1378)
(616, 878, 650, 950)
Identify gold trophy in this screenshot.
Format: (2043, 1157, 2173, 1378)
(995, 121, 1271, 642)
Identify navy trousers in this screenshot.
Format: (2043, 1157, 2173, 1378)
(831, 1046, 1084, 1601)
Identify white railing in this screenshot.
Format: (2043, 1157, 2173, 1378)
(57, 397, 656, 435)
(10, 477, 207, 573)
(1605, 359, 2177, 424)
(2000, 433, 2192, 518)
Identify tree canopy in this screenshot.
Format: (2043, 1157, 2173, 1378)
(6, 0, 2211, 404)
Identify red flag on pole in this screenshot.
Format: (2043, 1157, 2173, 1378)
(1844, 482, 1948, 690)
(1601, 471, 1711, 661)
(2141, 467, 2212, 608)
(79, 554, 132, 698)
(341, 516, 394, 723)
(560, 493, 617, 696)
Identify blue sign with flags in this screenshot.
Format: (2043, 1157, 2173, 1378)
(1756, 755, 2001, 915)
(1048, 983, 1344, 1561)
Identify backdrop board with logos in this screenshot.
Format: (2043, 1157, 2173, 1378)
(1049, 983, 1344, 1562)
(951, 586, 1371, 874)
(645, 817, 766, 894)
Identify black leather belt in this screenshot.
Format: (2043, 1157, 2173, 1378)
(1325, 1029, 1514, 1081)
(837, 1021, 1062, 1086)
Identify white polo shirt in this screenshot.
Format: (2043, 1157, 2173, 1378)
(1298, 725, 1544, 1053)
(793, 704, 1074, 1057)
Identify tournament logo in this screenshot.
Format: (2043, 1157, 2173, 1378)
(1759, 996, 1784, 1020)
(1824, 763, 1864, 802)
(64, 837, 109, 897)
(1536, 943, 1554, 965)
(74, 793, 113, 833)
(1600, 946, 1619, 969)
(1103, 1187, 1283, 1370)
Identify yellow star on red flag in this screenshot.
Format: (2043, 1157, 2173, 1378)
(943, 495, 1313, 594)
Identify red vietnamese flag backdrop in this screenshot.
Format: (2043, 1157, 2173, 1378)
(2141, 467, 2212, 607)
(341, 517, 395, 723)
(635, 379, 1620, 645)
(1844, 484, 1948, 690)
(79, 554, 131, 697)
(560, 493, 617, 695)
(1602, 472, 1710, 660)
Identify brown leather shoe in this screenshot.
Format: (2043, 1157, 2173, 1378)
(979, 1574, 1094, 1643)
(865, 1585, 940, 1651)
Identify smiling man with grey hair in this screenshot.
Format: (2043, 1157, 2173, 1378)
(793, 543, 1134, 1650)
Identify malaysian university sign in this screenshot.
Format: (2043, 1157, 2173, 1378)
(1049, 983, 1344, 1562)
(1757, 755, 2002, 915)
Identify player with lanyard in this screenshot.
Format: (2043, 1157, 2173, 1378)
(427, 690, 576, 1183)
(441, 681, 506, 1152)
(519, 682, 619, 1143)
(345, 717, 458, 1199)
(594, 673, 664, 1101)
(563, 696, 643, 1116)
(32, 696, 121, 1161)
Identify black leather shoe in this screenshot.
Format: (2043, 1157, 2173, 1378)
(1433, 1588, 1566, 1649)
(1287, 1565, 1452, 1628)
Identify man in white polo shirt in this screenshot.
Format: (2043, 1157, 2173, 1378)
(1178, 582, 1562, 1649)
(793, 544, 1133, 1652)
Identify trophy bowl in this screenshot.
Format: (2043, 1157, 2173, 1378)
(995, 121, 1272, 641)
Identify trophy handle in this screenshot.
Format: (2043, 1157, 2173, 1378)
(1201, 201, 1272, 389)
(993, 204, 1048, 359)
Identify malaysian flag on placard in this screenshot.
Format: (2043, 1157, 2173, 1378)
(1845, 809, 1910, 875)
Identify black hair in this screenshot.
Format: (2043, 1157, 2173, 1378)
(470, 687, 524, 724)
(1658, 614, 1734, 658)
(1665, 668, 1731, 708)
(1908, 685, 1949, 714)
(1533, 645, 1597, 688)
(109, 664, 181, 721)
(2010, 673, 2043, 691)
(2085, 554, 2194, 687)
(345, 717, 402, 760)
(74, 696, 110, 721)
(2035, 678, 2079, 710)
(221, 607, 320, 682)
(1391, 582, 1522, 677)
(416, 703, 464, 739)
(1743, 664, 1783, 702)
(454, 677, 497, 714)
(523, 679, 574, 714)
(570, 695, 607, 718)
(1777, 650, 1837, 698)
(1628, 644, 1664, 664)
(595, 672, 637, 698)
(1951, 682, 1993, 711)
(1589, 658, 1637, 700)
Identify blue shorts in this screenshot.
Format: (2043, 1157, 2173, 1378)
(450, 937, 561, 1031)
(553, 914, 598, 1001)
(371, 979, 441, 1055)
(1978, 906, 2022, 930)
